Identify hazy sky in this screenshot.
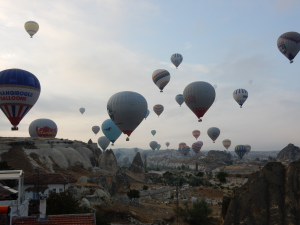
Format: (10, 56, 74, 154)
(0, 0, 299, 152)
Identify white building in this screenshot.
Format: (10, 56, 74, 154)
(24, 173, 77, 200)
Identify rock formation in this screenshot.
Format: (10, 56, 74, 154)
(98, 149, 118, 174)
(205, 150, 231, 162)
(111, 168, 130, 203)
(222, 160, 300, 224)
(276, 143, 300, 162)
(127, 152, 145, 181)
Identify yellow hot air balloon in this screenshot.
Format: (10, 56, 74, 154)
(24, 21, 39, 38)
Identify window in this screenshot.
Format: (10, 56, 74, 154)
(52, 188, 56, 193)
(59, 188, 63, 193)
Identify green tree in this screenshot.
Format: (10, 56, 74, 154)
(195, 162, 198, 171)
(216, 172, 228, 183)
(176, 198, 212, 225)
(142, 185, 148, 190)
(195, 172, 204, 177)
(0, 161, 13, 170)
(181, 164, 185, 170)
(127, 189, 140, 200)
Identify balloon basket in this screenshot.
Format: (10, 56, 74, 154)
(160, 90, 163, 92)
(111, 143, 114, 146)
(11, 127, 18, 131)
(126, 137, 129, 141)
(198, 119, 202, 122)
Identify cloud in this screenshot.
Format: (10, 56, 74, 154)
(184, 42, 192, 49)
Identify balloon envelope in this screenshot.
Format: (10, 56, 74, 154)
(175, 94, 184, 107)
(79, 108, 85, 114)
(179, 142, 186, 149)
(153, 104, 164, 117)
(183, 81, 215, 122)
(145, 109, 150, 119)
(150, 141, 158, 151)
(152, 69, 170, 92)
(245, 144, 251, 154)
(192, 141, 203, 154)
(277, 32, 300, 63)
(166, 142, 170, 147)
(0, 69, 41, 129)
(134, 147, 139, 153)
(233, 89, 248, 108)
(98, 136, 110, 151)
(101, 119, 122, 144)
(171, 53, 183, 68)
(115, 152, 121, 159)
(107, 91, 147, 139)
(157, 144, 161, 150)
(24, 21, 39, 38)
(222, 139, 231, 149)
(92, 126, 100, 135)
(181, 146, 190, 156)
(207, 127, 220, 143)
(192, 130, 200, 139)
(235, 145, 247, 159)
(29, 118, 57, 138)
(151, 130, 156, 136)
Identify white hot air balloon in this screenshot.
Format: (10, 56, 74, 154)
(92, 126, 100, 135)
(183, 81, 215, 122)
(152, 69, 171, 92)
(171, 53, 183, 69)
(107, 91, 147, 141)
(79, 108, 85, 114)
(175, 94, 184, 107)
(233, 89, 248, 108)
(98, 136, 110, 151)
(150, 141, 158, 151)
(277, 32, 300, 63)
(207, 127, 220, 143)
(29, 118, 57, 138)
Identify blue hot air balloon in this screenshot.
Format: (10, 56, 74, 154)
(0, 69, 41, 130)
(145, 109, 150, 120)
(115, 152, 121, 159)
(101, 119, 122, 146)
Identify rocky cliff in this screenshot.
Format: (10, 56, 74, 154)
(276, 143, 300, 162)
(127, 152, 145, 181)
(223, 160, 300, 225)
(98, 149, 118, 174)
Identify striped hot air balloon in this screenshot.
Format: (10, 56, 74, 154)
(181, 145, 190, 156)
(171, 53, 183, 69)
(92, 126, 100, 135)
(222, 139, 231, 149)
(153, 104, 164, 117)
(245, 144, 251, 154)
(277, 32, 300, 63)
(233, 89, 248, 108)
(192, 141, 203, 154)
(192, 130, 200, 140)
(24, 21, 39, 38)
(0, 69, 41, 130)
(179, 142, 186, 149)
(183, 81, 215, 122)
(235, 145, 247, 159)
(175, 94, 184, 107)
(152, 69, 170, 92)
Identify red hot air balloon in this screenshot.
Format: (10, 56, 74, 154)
(0, 69, 41, 130)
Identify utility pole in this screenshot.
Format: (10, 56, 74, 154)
(34, 167, 40, 200)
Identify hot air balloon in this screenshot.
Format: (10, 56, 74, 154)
(181, 145, 190, 156)
(145, 109, 150, 120)
(0, 69, 41, 130)
(107, 91, 147, 141)
(277, 32, 300, 63)
(245, 144, 251, 154)
(123, 156, 129, 164)
(152, 69, 170, 92)
(115, 152, 121, 159)
(24, 21, 39, 38)
(150, 141, 158, 151)
(233, 89, 248, 108)
(166, 142, 170, 148)
(29, 118, 57, 138)
(248, 79, 253, 85)
(192, 130, 200, 140)
(98, 136, 110, 151)
(101, 119, 122, 145)
(235, 145, 247, 159)
(134, 147, 139, 153)
(222, 139, 231, 149)
(157, 144, 161, 150)
(153, 104, 164, 117)
(92, 126, 100, 135)
(79, 108, 85, 114)
(213, 84, 217, 89)
(183, 81, 215, 122)
(175, 94, 184, 107)
(171, 53, 183, 69)
(207, 127, 220, 143)
(192, 141, 203, 154)
(151, 130, 156, 136)
(179, 142, 186, 148)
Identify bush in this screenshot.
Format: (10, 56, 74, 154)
(127, 189, 140, 200)
(212, 186, 219, 189)
(176, 198, 213, 225)
(142, 185, 148, 190)
(195, 172, 204, 177)
(216, 172, 228, 183)
(235, 174, 242, 177)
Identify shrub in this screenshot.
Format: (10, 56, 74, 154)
(235, 174, 242, 177)
(216, 172, 228, 183)
(142, 185, 148, 190)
